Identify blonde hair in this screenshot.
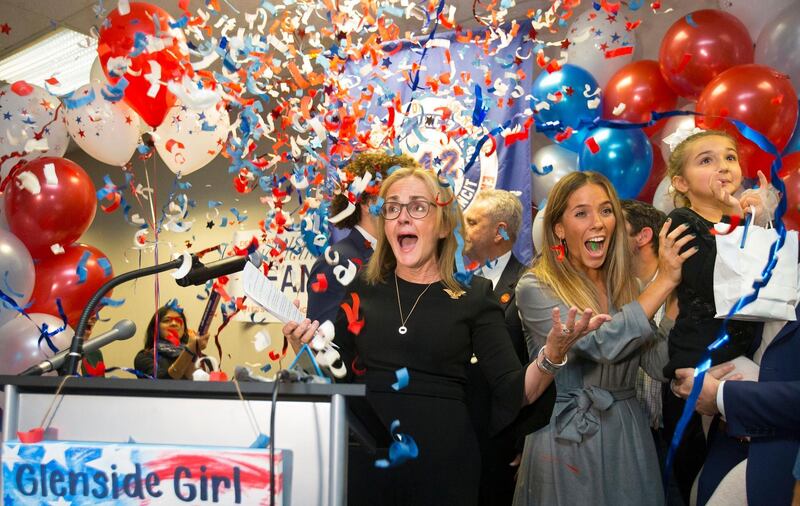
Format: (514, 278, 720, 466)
(364, 166, 463, 293)
(531, 171, 638, 314)
(667, 130, 737, 208)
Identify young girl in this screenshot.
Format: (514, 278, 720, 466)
(662, 129, 777, 501)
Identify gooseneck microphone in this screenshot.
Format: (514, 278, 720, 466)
(20, 319, 137, 376)
(174, 252, 261, 287)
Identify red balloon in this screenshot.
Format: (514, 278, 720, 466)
(659, 10, 753, 99)
(27, 244, 113, 328)
(780, 155, 800, 231)
(696, 64, 799, 179)
(98, 2, 191, 128)
(603, 60, 678, 137)
(636, 142, 667, 203)
(5, 157, 97, 258)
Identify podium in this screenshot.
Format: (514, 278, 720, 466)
(0, 375, 385, 505)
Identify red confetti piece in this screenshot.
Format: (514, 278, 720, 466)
(625, 20, 641, 31)
(311, 273, 328, 293)
(269, 336, 289, 361)
(208, 371, 228, 381)
(605, 46, 634, 59)
(709, 215, 742, 236)
(17, 428, 44, 443)
(651, 1, 661, 10)
(600, 0, 620, 14)
(83, 357, 106, 377)
(504, 117, 534, 147)
(10, 80, 33, 96)
(554, 127, 574, 143)
(100, 192, 121, 213)
(165, 139, 185, 153)
(44, 76, 60, 86)
(585, 136, 601, 154)
(341, 293, 365, 335)
(550, 244, 566, 262)
(772, 94, 784, 105)
(351, 355, 366, 376)
(545, 59, 562, 74)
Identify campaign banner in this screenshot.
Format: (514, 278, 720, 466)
(2, 440, 284, 505)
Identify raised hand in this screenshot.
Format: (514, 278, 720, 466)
(543, 306, 612, 363)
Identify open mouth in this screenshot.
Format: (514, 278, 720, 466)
(398, 234, 418, 253)
(584, 236, 606, 257)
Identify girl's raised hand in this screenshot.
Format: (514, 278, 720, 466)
(739, 171, 779, 226)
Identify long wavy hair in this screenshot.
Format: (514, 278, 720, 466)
(364, 166, 464, 293)
(143, 304, 189, 349)
(531, 171, 638, 313)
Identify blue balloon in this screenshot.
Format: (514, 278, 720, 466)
(578, 127, 652, 199)
(783, 112, 800, 156)
(532, 64, 601, 152)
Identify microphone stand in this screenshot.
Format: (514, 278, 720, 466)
(62, 256, 191, 377)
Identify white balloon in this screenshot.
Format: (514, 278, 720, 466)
(154, 101, 231, 175)
(89, 56, 107, 86)
(718, 0, 796, 41)
(0, 229, 35, 328)
(532, 144, 578, 206)
(657, 104, 697, 165)
(0, 83, 69, 179)
(532, 201, 547, 255)
(0, 313, 74, 375)
(653, 177, 676, 215)
(565, 9, 639, 88)
(64, 84, 141, 166)
(755, 4, 800, 88)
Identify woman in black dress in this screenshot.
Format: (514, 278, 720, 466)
(284, 165, 610, 505)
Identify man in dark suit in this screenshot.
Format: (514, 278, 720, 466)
(306, 152, 417, 324)
(463, 189, 536, 505)
(673, 303, 800, 506)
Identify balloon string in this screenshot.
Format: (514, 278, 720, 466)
(145, 156, 162, 379)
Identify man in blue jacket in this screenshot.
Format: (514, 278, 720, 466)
(673, 304, 800, 506)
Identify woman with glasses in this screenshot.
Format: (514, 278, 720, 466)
(133, 301, 210, 379)
(283, 164, 609, 505)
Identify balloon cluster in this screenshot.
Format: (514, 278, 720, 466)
(531, 3, 800, 213)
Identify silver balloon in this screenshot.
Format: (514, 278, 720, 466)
(0, 229, 35, 327)
(719, 0, 796, 41)
(0, 313, 74, 375)
(755, 5, 800, 89)
(532, 144, 578, 206)
(653, 177, 676, 215)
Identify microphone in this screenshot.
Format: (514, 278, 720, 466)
(20, 319, 137, 376)
(175, 253, 261, 287)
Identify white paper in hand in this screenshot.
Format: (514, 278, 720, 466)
(242, 262, 304, 324)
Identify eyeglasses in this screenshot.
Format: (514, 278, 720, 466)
(380, 200, 435, 220)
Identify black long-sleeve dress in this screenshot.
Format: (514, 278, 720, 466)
(334, 274, 554, 506)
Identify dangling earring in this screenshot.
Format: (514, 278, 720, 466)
(551, 238, 567, 262)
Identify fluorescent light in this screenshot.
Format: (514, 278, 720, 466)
(0, 27, 97, 93)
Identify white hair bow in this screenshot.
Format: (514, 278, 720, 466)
(662, 124, 704, 154)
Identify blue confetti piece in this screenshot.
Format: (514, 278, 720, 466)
(369, 197, 385, 216)
(391, 367, 409, 391)
(3, 271, 24, 299)
(531, 164, 554, 176)
(249, 433, 270, 449)
(97, 257, 112, 277)
(99, 296, 125, 307)
(374, 420, 419, 468)
(62, 87, 96, 110)
(685, 14, 697, 28)
(76, 251, 91, 284)
(168, 15, 189, 28)
(498, 226, 509, 241)
(209, 200, 223, 208)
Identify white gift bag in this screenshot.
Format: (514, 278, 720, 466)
(713, 221, 798, 321)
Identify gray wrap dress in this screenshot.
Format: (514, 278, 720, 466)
(512, 273, 668, 506)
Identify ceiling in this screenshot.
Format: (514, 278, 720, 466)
(0, 0, 718, 64)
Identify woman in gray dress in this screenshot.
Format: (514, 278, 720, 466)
(513, 171, 696, 505)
